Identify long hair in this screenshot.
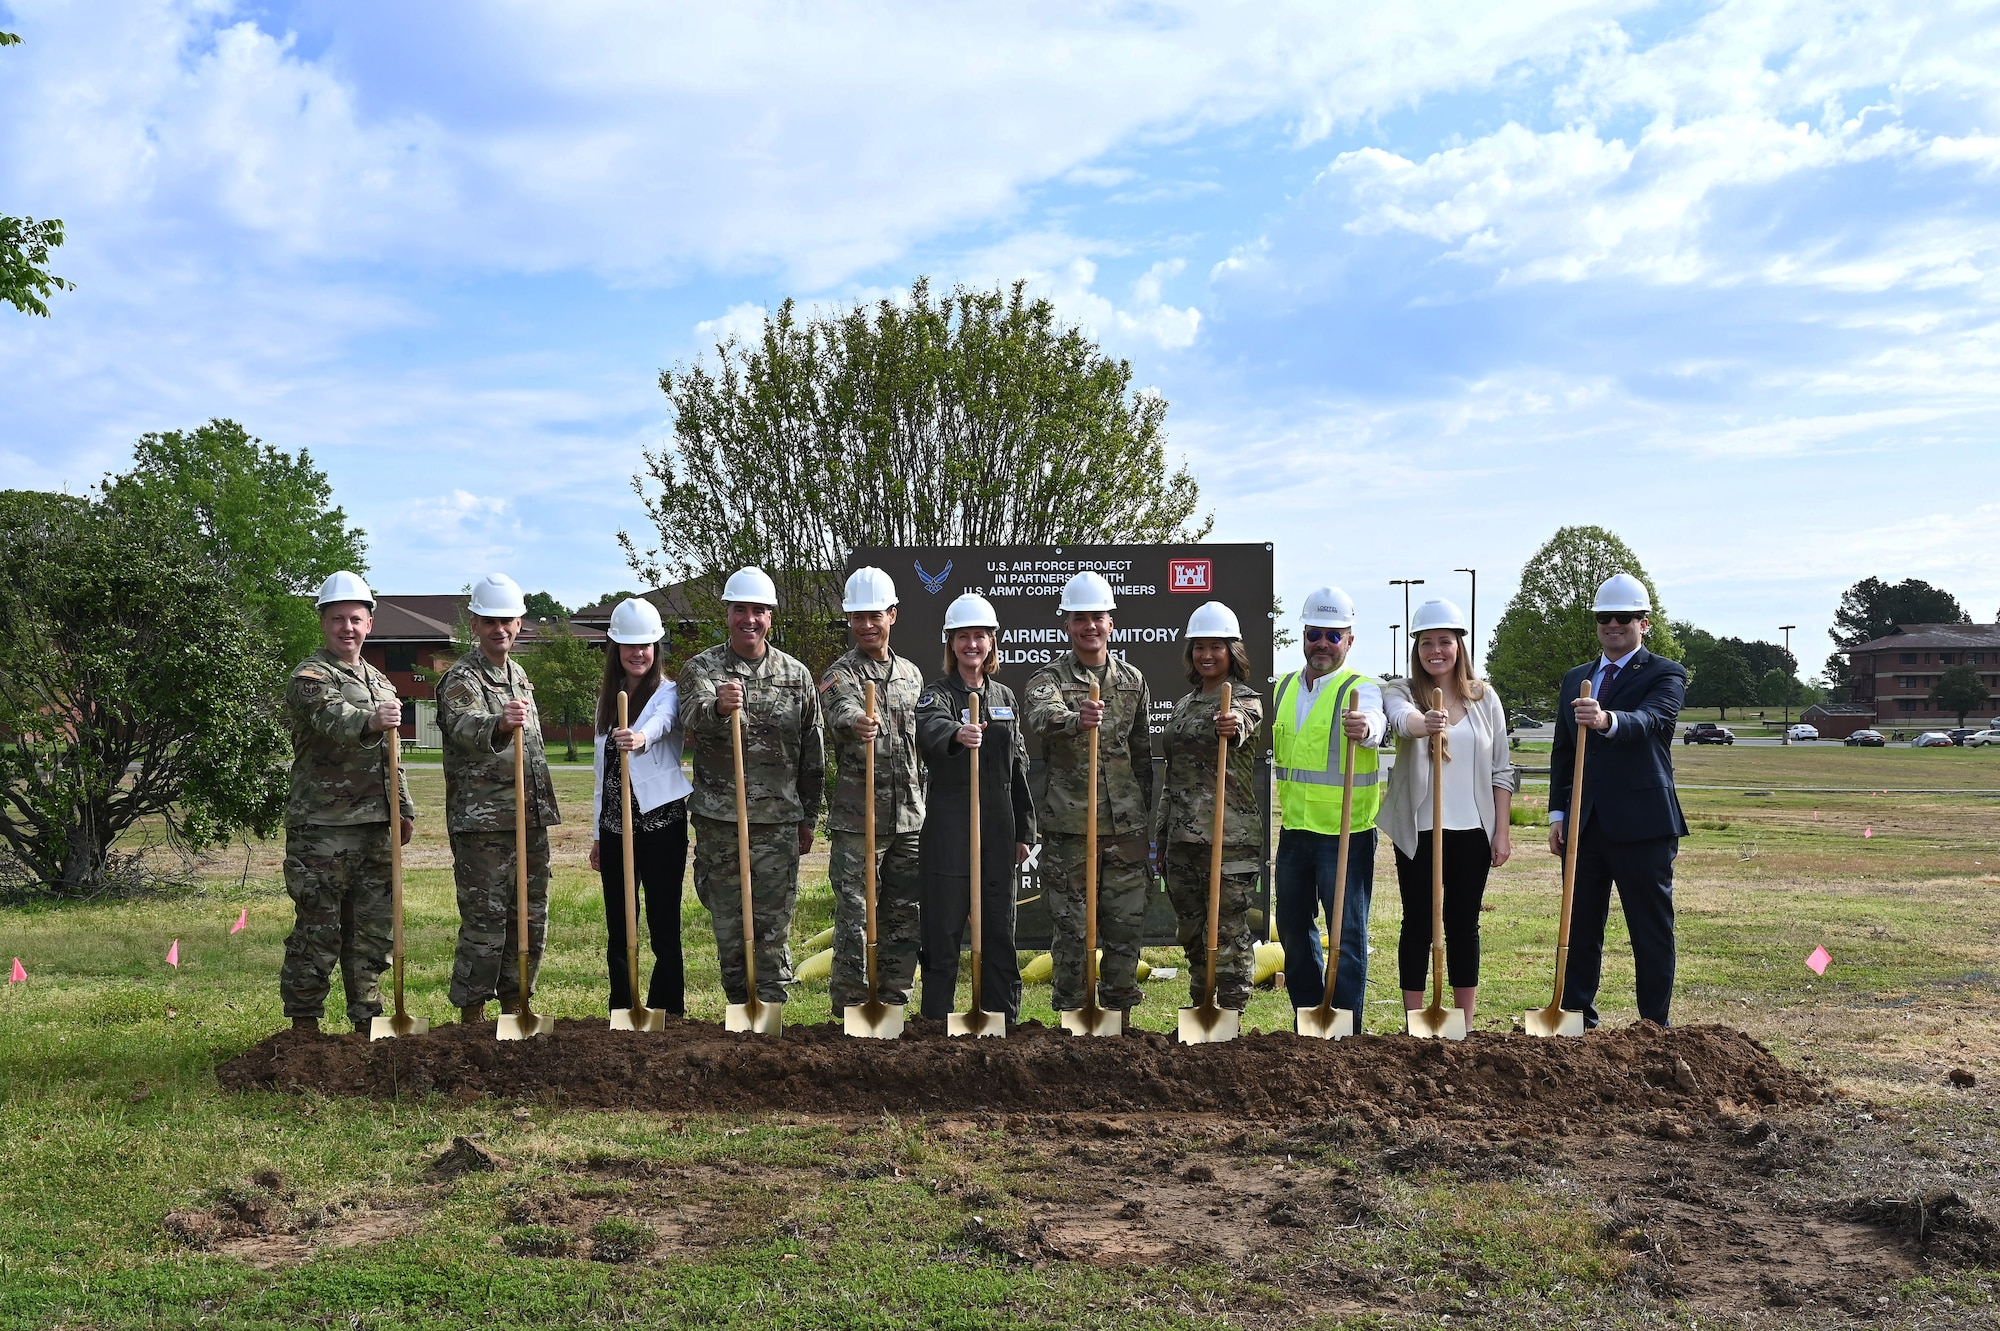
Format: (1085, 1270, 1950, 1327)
(941, 628, 999, 679)
(1182, 638, 1251, 687)
(596, 641, 665, 733)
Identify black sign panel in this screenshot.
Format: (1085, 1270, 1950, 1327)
(847, 544, 1275, 947)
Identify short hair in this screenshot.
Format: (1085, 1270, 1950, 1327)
(1183, 638, 1251, 687)
(942, 628, 999, 679)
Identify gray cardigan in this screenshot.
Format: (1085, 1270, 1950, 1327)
(1379, 681, 1519, 859)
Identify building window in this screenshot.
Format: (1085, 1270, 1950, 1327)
(1900, 699, 1918, 711)
(384, 644, 419, 672)
(1901, 653, 1918, 665)
(1975, 653, 1986, 665)
(1940, 653, 1955, 665)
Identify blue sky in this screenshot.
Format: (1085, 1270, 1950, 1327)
(4, 0, 1999, 673)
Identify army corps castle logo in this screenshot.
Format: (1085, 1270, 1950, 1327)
(1168, 558, 1212, 593)
(914, 559, 953, 595)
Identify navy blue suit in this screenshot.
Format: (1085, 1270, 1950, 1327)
(1548, 647, 1688, 1025)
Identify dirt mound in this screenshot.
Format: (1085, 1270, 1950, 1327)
(217, 1018, 1817, 1126)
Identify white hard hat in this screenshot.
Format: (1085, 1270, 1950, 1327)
(1592, 573, 1651, 614)
(1058, 570, 1116, 613)
(1186, 601, 1241, 640)
(721, 566, 779, 608)
(607, 597, 665, 644)
(842, 566, 897, 613)
(943, 592, 999, 633)
(1300, 586, 1355, 628)
(467, 572, 527, 618)
(1410, 598, 1467, 635)
(314, 570, 375, 610)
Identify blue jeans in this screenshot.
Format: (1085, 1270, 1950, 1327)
(1275, 826, 1375, 1012)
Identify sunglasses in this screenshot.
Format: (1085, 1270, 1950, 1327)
(1305, 628, 1344, 644)
(1595, 612, 1640, 625)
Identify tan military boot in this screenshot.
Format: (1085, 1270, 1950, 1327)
(460, 1003, 486, 1025)
(290, 1016, 320, 1034)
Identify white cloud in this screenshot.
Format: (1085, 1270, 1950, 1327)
(692, 302, 770, 350)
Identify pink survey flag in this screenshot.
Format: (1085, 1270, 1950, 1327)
(167, 939, 180, 968)
(1863, 825, 1874, 839)
(8, 957, 23, 984)
(1806, 946, 1831, 976)
(231, 908, 247, 935)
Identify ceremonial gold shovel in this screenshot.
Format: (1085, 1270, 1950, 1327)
(1180, 683, 1241, 1044)
(1294, 697, 1357, 1040)
(1061, 681, 1122, 1037)
(1525, 678, 1591, 1039)
(370, 726, 429, 1040)
(845, 681, 905, 1039)
(949, 692, 1006, 1038)
(497, 729, 551, 1040)
(1406, 689, 1467, 1041)
(725, 706, 783, 1036)
(609, 691, 665, 1033)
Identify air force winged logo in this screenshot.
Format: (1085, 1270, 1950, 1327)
(913, 559, 952, 595)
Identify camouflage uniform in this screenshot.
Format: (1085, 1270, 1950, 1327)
(437, 650, 561, 1010)
(819, 648, 926, 1008)
(280, 650, 415, 1027)
(1023, 652, 1154, 1012)
(1155, 684, 1266, 1010)
(679, 643, 825, 1004)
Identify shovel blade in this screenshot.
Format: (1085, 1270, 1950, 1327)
(1292, 1006, 1355, 1040)
(725, 1000, 783, 1036)
(1404, 1005, 1467, 1041)
(842, 1001, 906, 1040)
(368, 1013, 429, 1041)
(609, 1007, 666, 1033)
(1522, 1004, 1586, 1038)
(1177, 1004, 1241, 1045)
(495, 1011, 552, 1040)
(1059, 1005, 1122, 1038)
(947, 1010, 1008, 1038)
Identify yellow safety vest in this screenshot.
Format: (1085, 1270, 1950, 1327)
(1272, 667, 1382, 834)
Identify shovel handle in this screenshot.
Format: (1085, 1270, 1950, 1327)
(731, 706, 757, 1001)
(1318, 682, 1358, 1020)
(1204, 683, 1231, 1010)
(968, 691, 982, 1013)
(388, 725, 405, 1020)
(515, 726, 531, 1019)
(863, 680, 879, 999)
(1084, 680, 1101, 1004)
(1551, 679, 1594, 1006)
(619, 691, 644, 1016)
(1429, 688, 1447, 1011)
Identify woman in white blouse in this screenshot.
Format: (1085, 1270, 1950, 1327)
(588, 598, 693, 1014)
(1380, 598, 1518, 1027)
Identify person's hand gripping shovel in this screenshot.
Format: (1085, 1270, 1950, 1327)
(949, 692, 1005, 1038)
(1061, 681, 1122, 1037)
(844, 681, 905, 1039)
(1295, 689, 1358, 1040)
(1525, 677, 1592, 1038)
(370, 722, 428, 1040)
(1406, 688, 1467, 1040)
(1180, 683, 1241, 1044)
(725, 704, 783, 1036)
(497, 726, 551, 1040)
(609, 691, 664, 1033)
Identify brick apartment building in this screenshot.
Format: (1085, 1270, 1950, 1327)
(1844, 623, 2000, 726)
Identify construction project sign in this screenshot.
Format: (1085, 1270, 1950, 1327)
(847, 544, 1276, 948)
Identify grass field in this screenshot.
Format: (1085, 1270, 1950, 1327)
(4, 745, 2000, 1327)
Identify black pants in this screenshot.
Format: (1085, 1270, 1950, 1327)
(1561, 828, 1677, 1027)
(597, 804, 689, 1013)
(919, 872, 1022, 1022)
(1395, 827, 1490, 992)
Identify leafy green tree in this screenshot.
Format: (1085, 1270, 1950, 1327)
(1687, 646, 1755, 719)
(1825, 576, 1968, 697)
(1485, 526, 1682, 714)
(100, 419, 367, 667)
(1931, 664, 1992, 726)
(623, 277, 1211, 673)
(523, 591, 569, 621)
(1757, 668, 1805, 707)
(1, 35, 75, 318)
(0, 492, 287, 894)
(590, 590, 645, 612)
(519, 621, 599, 762)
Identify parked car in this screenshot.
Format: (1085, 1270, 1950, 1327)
(1844, 729, 1886, 747)
(1947, 728, 1982, 746)
(1966, 727, 2000, 748)
(1683, 722, 1735, 745)
(1787, 723, 1819, 741)
(1913, 732, 1955, 748)
(1508, 712, 1545, 731)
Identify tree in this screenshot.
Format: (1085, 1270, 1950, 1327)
(1720, 637, 1794, 681)
(519, 621, 599, 762)
(1831, 576, 1968, 648)
(1485, 526, 1683, 714)
(622, 277, 1211, 672)
(1931, 664, 1992, 726)
(0, 492, 288, 894)
(524, 591, 569, 621)
(1, 35, 75, 318)
(100, 420, 367, 667)
(1686, 645, 1755, 719)
(1757, 667, 1805, 707)
(590, 590, 645, 611)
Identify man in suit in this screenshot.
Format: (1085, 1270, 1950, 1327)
(1547, 572, 1689, 1026)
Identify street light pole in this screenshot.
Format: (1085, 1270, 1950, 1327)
(1388, 627, 1400, 679)
(1389, 579, 1425, 676)
(1780, 624, 1797, 745)
(1453, 568, 1477, 671)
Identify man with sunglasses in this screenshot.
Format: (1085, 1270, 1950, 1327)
(1272, 586, 1385, 1024)
(1547, 572, 1689, 1027)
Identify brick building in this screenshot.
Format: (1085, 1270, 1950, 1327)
(1844, 623, 2000, 725)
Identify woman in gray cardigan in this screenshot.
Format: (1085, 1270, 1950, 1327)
(1381, 598, 1518, 1027)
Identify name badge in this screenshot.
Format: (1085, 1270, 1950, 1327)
(988, 706, 1015, 720)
